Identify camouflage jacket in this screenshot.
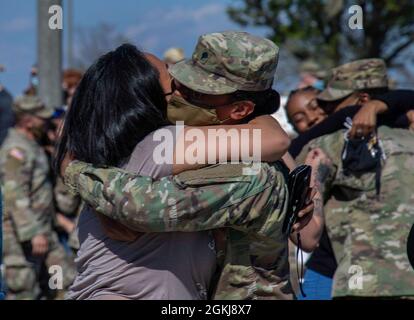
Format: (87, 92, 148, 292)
(54, 175, 82, 250)
(297, 127, 414, 298)
(54, 175, 81, 217)
(0, 129, 54, 242)
(64, 161, 293, 300)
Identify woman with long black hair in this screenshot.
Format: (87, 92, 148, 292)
(55, 43, 292, 300)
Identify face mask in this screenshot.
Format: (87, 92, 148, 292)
(312, 80, 325, 91)
(167, 94, 230, 126)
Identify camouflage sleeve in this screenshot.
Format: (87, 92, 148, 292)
(64, 161, 287, 241)
(2, 148, 49, 242)
(294, 141, 314, 165)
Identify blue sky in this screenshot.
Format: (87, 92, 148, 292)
(2, 1, 411, 97)
(0, 0, 270, 96)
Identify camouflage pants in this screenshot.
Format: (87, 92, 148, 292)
(3, 221, 76, 300)
(3, 221, 38, 300)
(212, 230, 293, 300)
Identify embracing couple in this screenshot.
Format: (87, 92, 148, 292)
(56, 31, 324, 300)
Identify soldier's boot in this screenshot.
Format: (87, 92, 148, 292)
(2, 225, 40, 300)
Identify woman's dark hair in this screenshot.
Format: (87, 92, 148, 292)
(55, 43, 169, 171)
(232, 88, 281, 123)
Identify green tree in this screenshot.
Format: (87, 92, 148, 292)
(227, 0, 414, 69)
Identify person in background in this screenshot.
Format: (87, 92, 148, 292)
(316, 59, 389, 115)
(41, 69, 85, 254)
(59, 69, 84, 251)
(0, 65, 15, 146)
(297, 60, 327, 91)
(62, 69, 83, 108)
(296, 125, 414, 299)
(287, 59, 414, 158)
(0, 96, 76, 300)
(0, 65, 13, 299)
(286, 86, 327, 134)
(24, 65, 38, 96)
(287, 58, 414, 299)
(163, 47, 185, 66)
(40, 108, 81, 254)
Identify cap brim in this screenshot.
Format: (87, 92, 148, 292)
(52, 108, 65, 119)
(36, 108, 54, 119)
(317, 87, 353, 102)
(169, 60, 238, 95)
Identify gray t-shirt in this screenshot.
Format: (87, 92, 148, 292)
(66, 126, 216, 300)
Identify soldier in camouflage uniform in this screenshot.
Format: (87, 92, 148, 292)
(296, 127, 414, 298)
(168, 31, 302, 298)
(312, 57, 388, 276)
(317, 58, 389, 115)
(62, 32, 307, 300)
(53, 176, 81, 251)
(44, 111, 81, 252)
(302, 59, 390, 267)
(0, 96, 76, 299)
(294, 60, 414, 298)
(64, 160, 291, 300)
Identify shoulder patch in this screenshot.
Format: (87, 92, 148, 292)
(8, 148, 25, 162)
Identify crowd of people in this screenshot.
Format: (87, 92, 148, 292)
(0, 30, 413, 300)
(0, 67, 83, 299)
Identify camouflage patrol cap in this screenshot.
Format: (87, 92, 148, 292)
(317, 58, 388, 102)
(299, 60, 328, 80)
(169, 31, 279, 95)
(13, 95, 54, 119)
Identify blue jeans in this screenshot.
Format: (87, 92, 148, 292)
(298, 269, 333, 300)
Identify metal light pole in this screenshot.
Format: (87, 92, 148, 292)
(67, 0, 74, 68)
(37, 0, 63, 109)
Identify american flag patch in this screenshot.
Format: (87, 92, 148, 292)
(9, 148, 25, 161)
